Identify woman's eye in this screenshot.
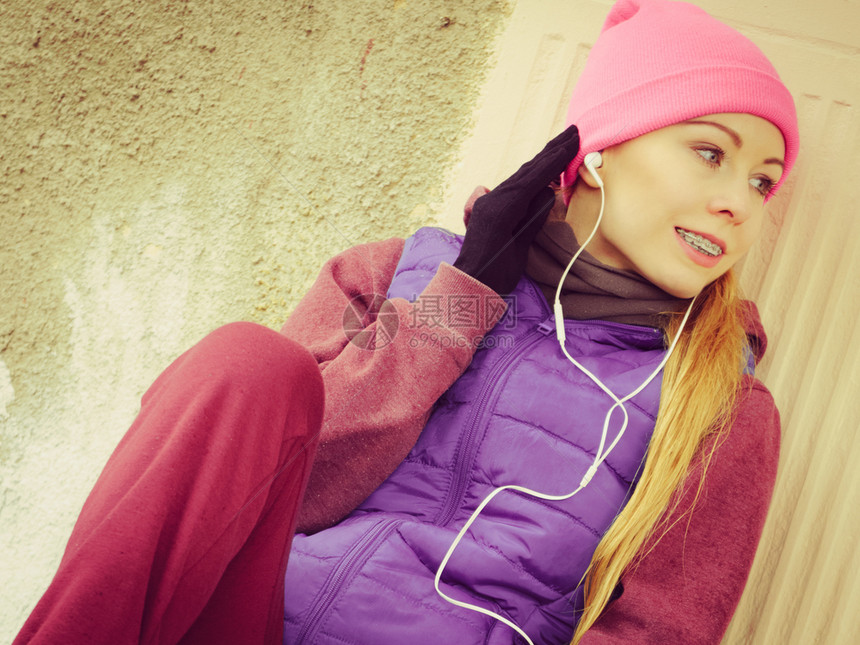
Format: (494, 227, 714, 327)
(694, 146, 724, 166)
(749, 176, 775, 197)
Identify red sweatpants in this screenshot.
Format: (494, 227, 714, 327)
(14, 322, 325, 645)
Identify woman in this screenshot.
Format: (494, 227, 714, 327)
(15, 0, 798, 643)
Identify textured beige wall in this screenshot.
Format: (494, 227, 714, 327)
(0, 0, 513, 638)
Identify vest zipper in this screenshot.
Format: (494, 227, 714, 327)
(294, 519, 401, 643)
(436, 324, 548, 528)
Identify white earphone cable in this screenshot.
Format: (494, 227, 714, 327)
(434, 163, 695, 644)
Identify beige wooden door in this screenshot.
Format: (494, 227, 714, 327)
(439, 1, 860, 643)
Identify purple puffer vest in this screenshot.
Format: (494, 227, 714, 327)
(283, 228, 668, 645)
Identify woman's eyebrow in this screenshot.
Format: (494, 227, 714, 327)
(683, 119, 742, 147)
(683, 119, 785, 168)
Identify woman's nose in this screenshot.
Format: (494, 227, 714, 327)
(706, 177, 756, 224)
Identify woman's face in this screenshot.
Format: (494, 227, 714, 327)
(567, 113, 786, 298)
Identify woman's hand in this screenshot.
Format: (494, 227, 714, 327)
(453, 125, 580, 296)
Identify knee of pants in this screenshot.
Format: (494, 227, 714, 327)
(150, 322, 325, 427)
(205, 321, 322, 395)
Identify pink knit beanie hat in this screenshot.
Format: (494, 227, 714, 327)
(562, 0, 799, 198)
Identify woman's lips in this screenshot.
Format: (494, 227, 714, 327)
(676, 227, 726, 253)
(674, 227, 724, 268)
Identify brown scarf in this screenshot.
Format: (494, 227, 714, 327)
(525, 219, 689, 328)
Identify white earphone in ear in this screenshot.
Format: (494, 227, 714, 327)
(583, 151, 604, 188)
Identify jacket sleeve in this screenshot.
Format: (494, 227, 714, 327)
(280, 237, 506, 534)
(580, 378, 781, 644)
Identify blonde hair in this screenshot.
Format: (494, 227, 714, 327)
(571, 270, 749, 643)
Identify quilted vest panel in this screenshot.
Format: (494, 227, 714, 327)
(283, 228, 667, 645)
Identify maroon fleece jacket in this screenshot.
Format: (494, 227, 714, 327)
(280, 237, 780, 644)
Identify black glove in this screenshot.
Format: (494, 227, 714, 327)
(453, 125, 580, 296)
